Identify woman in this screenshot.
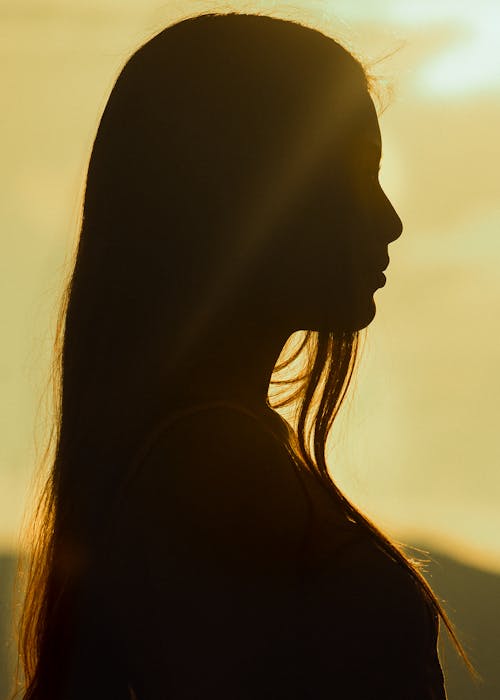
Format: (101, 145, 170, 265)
(17, 12, 472, 699)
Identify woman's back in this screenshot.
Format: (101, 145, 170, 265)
(83, 403, 446, 699)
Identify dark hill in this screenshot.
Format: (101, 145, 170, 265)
(420, 547, 500, 699)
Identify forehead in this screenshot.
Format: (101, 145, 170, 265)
(355, 92, 381, 151)
(318, 83, 382, 167)
(326, 80, 382, 155)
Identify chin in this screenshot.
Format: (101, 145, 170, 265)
(316, 297, 377, 334)
(351, 298, 377, 331)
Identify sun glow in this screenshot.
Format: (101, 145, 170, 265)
(392, 2, 500, 96)
(322, 0, 500, 97)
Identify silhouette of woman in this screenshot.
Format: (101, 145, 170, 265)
(17, 12, 472, 700)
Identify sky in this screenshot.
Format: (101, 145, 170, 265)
(1, 1, 500, 572)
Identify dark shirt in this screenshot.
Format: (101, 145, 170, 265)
(70, 401, 446, 699)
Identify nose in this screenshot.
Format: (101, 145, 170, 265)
(389, 211, 403, 244)
(383, 193, 403, 244)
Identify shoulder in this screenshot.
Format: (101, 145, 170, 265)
(114, 403, 310, 575)
(135, 403, 305, 501)
(154, 402, 291, 455)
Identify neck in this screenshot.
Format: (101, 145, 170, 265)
(165, 315, 292, 418)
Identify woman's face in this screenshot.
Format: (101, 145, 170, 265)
(280, 90, 403, 334)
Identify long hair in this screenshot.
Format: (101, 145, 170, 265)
(15, 12, 475, 699)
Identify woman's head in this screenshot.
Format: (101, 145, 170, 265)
(79, 12, 400, 375)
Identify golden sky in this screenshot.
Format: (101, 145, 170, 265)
(2, 1, 499, 572)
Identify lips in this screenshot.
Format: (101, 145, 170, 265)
(362, 259, 389, 279)
(365, 264, 388, 289)
(355, 257, 389, 288)
(377, 271, 387, 287)
(375, 258, 389, 283)
(362, 257, 389, 275)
